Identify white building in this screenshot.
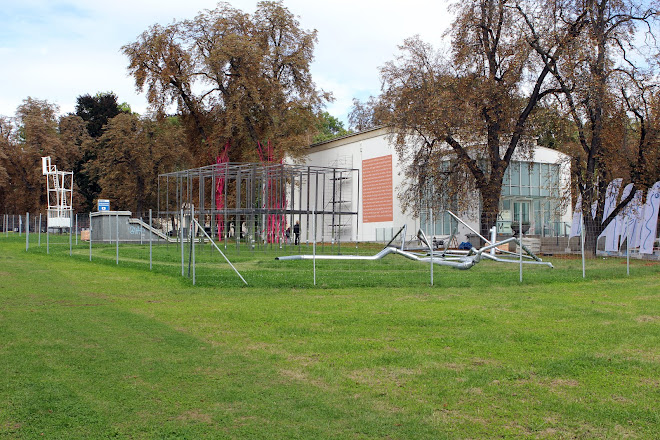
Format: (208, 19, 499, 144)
(296, 127, 572, 244)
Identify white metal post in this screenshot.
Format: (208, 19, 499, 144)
(26, 212, 29, 251)
(519, 214, 523, 283)
(38, 213, 41, 246)
(75, 214, 78, 245)
(181, 208, 185, 277)
(69, 213, 72, 257)
(626, 217, 630, 276)
(581, 214, 585, 279)
(490, 226, 497, 256)
(430, 208, 434, 287)
(149, 209, 152, 271)
(89, 212, 92, 261)
(313, 210, 316, 286)
(116, 212, 119, 265)
(191, 204, 195, 285)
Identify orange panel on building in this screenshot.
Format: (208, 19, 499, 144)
(362, 155, 393, 223)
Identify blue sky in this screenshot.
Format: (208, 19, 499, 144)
(0, 0, 453, 124)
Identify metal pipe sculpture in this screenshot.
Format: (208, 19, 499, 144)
(276, 229, 553, 270)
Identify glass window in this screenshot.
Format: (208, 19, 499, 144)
(550, 165, 559, 187)
(531, 164, 540, 195)
(502, 167, 510, 196)
(510, 162, 520, 188)
(521, 162, 530, 187)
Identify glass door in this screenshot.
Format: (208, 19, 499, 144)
(513, 201, 531, 234)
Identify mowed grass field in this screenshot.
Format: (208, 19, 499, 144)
(1, 235, 659, 439)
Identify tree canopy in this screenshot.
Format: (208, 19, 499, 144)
(313, 111, 351, 143)
(122, 1, 329, 164)
(378, 0, 586, 235)
(376, 0, 658, 241)
(519, 0, 660, 250)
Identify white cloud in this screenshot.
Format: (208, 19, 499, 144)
(0, 0, 454, 122)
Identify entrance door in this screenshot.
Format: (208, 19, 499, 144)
(513, 201, 531, 233)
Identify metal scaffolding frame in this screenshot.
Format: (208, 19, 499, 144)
(157, 162, 359, 246)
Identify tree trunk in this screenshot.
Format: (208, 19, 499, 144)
(480, 183, 501, 245)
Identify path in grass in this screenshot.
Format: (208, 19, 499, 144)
(1, 236, 659, 439)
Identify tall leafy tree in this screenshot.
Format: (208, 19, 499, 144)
(3, 98, 72, 213)
(122, 1, 329, 164)
(0, 117, 14, 211)
(74, 92, 128, 211)
(348, 96, 384, 132)
(520, 0, 659, 251)
(92, 113, 190, 216)
(75, 92, 123, 138)
(378, 0, 586, 236)
(313, 111, 350, 142)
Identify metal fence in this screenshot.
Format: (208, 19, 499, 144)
(4, 207, 659, 287)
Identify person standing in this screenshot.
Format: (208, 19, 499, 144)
(293, 220, 300, 245)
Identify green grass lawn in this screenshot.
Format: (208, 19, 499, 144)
(1, 234, 659, 439)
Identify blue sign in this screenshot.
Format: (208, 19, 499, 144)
(98, 199, 110, 211)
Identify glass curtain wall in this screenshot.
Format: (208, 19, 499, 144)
(499, 161, 562, 235)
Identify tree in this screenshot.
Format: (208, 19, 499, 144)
(3, 98, 71, 213)
(0, 117, 13, 210)
(122, 1, 329, 165)
(74, 92, 129, 211)
(379, 0, 586, 237)
(347, 96, 384, 132)
(92, 113, 190, 216)
(313, 111, 350, 142)
(521, 0, 659, 251)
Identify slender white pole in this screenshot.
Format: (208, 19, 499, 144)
(430, 208, 434, 287)
(75, 214, 78, 245)
(69, 213, 72, 257)
(116, 212, 119, 265)
(626, 217, 630, 276)
(519, 214, 523, 283)
(581, 214, 585, 279)
(149, 209, 153, 271)
(192, 217, 247, 285)
(191, 204, 195, 285)
(26, 212, 29, 251)
(38, 213, 41, 246)
(46, 217, 49, 254)
(89, 212, 92, 261)
(181, 208, 184, 277)
(490, 226, 497, 256)
(313, 210, 316, 286)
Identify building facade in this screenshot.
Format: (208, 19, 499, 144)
(296, 127, 572, 244)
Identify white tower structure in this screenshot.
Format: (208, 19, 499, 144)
(41, 156, 74, 229)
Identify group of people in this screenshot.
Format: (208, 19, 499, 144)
(285, 220, 301, 245)
(223, 219, 301, 244)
